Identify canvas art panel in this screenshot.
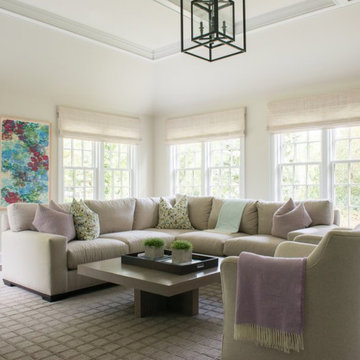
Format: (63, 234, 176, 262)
(0, 116, 51, 208)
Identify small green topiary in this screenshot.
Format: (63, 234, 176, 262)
(171, 240, 192, 250)
(144, 238, 165, 247)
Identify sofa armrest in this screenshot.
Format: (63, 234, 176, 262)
(2, 230, 68, 296)
(274, 241, 316, 258)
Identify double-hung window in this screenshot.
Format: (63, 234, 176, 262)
(167, 108, 246, 198)
(61, 139, 134, 202)
(270, 89, 360, 227)
(171, 138, 243, 198)
(58, 106, 141, 203)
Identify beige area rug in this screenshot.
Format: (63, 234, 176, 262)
(0, 275, 223, 360)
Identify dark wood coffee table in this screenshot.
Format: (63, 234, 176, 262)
(78, 256, 221, 317)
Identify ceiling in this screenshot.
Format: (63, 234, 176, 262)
(0, 0, 358, 60)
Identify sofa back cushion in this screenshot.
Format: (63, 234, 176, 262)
(133, 197, 175, 230)
(176, 195, 213, 230)
(257, 199, 334, 234)
(85, 198, 136, 234)
(7, 203, 38, 231)
(208, 198, 258, 234)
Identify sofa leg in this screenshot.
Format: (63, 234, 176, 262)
(3, 279, 15, 287)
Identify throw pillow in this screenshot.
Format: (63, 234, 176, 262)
(156, 196, 194, 230)
(32, 204, 76, 242)
(271, 198, 312, 239)
(70, 199, 100, 240)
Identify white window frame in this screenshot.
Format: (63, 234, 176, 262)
(170, 138, 245, 198)
(273, 130, 324, 201)
(59, 138, 136, 202)
(272, 127, 360, 227)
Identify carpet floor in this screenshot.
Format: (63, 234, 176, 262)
(0, 275, 223, 360)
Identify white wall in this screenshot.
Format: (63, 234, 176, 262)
(152, 4, 360, 199)
(0, 11, 155, 201)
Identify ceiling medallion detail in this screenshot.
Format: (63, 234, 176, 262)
(180, 0, 246, 62)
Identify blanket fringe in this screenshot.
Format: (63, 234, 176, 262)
(234, 323, 304, 353)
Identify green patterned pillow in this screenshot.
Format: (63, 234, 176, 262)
(156, 196, 194, 230)
(70, 199, 100, 240)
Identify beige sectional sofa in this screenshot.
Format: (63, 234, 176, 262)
(1, 196, 339, 301)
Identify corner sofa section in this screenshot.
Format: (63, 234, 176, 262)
(1, 196, 338, 300)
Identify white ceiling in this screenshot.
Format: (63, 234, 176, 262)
(0, 0, 358, 59)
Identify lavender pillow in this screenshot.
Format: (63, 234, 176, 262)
(49, 200, 69, 214)
(32, 204, 76, 242)
(271, 198, 312, 239)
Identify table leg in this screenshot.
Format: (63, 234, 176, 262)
(134, 289, 199, 317)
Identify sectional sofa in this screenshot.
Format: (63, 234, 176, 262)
(1, 196, 339, 300)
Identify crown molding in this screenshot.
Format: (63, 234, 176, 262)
(0, 0, 354, 61)
(0, 0, 154, 60)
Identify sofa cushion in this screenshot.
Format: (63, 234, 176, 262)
(67, 238, 129, 270)
(303, 200, 333, 226)
(133, 197, 159, 230)
(85, 198, 136, 234)
(71, 199, 100, 240)
(176, 195, 213, 230)
(176, 231, 245, 256)
(32, 204, 76, 242)
(7, 203, 37, 231)
(257, 200, 334, 235)
(271, 199, 312, 239)
(288, 224, 338, 241)
(133, 197, 176, 230)
(208, 198, 258, 234)
(101, 230, 175, 253)
(224, 235, 284, 257)
(156, 197, 193, 230)
(145, 228, 194, 237)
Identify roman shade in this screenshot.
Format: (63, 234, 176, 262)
(58, 106, 142, 143)
(165, 108, 246, 144)
(267, 88, 360, 133)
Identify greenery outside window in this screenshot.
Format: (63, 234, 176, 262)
(61, 138, 134, 203)
(172, 138, 243, 198)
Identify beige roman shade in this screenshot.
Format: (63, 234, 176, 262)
(166, 108, 246, 144)
(268, 89, 360, 133)
(58, 106, 142, 143)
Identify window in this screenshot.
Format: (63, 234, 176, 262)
(276, 130, 322, 201)
(104, 143, 132, 199)
(61, 138, 134, 202)
(173, 143, 202, 196)
(171, 138, 243, 198)
(332, 127, 360, 227)
(274, 126, 360, 227)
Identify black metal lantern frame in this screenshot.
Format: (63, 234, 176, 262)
(181, 0, 246, 62)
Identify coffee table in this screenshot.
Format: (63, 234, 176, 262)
(77, 256, 221, 317)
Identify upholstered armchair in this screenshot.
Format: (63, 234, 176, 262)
(221, 230, 360, 360)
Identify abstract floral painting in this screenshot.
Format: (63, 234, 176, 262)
(0, 117, 50, 207)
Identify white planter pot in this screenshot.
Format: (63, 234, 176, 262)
(172, 249, 192, 264)
(144, 246, 164, 259)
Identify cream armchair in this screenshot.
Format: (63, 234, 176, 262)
(221, 230, 360, 360)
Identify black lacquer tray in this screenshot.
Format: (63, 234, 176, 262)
(121, 250, 219, 275)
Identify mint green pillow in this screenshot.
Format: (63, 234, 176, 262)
(70, 199, 100, 240)
(156, 196, 194, 230)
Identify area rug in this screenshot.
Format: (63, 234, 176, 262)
(0, 274, 223, 360)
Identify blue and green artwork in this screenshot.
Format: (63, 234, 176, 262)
(1, 118, 50, 207)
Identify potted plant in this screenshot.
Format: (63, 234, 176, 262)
(144, 238, 165, 259)
(171, 240, 193, 264)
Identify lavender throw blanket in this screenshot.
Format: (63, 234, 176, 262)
(234, 252, 306, 353)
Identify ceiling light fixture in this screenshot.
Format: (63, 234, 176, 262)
(180, 0, 246, 62)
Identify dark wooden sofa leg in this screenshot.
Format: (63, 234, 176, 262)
(3, 279, 15, 287)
